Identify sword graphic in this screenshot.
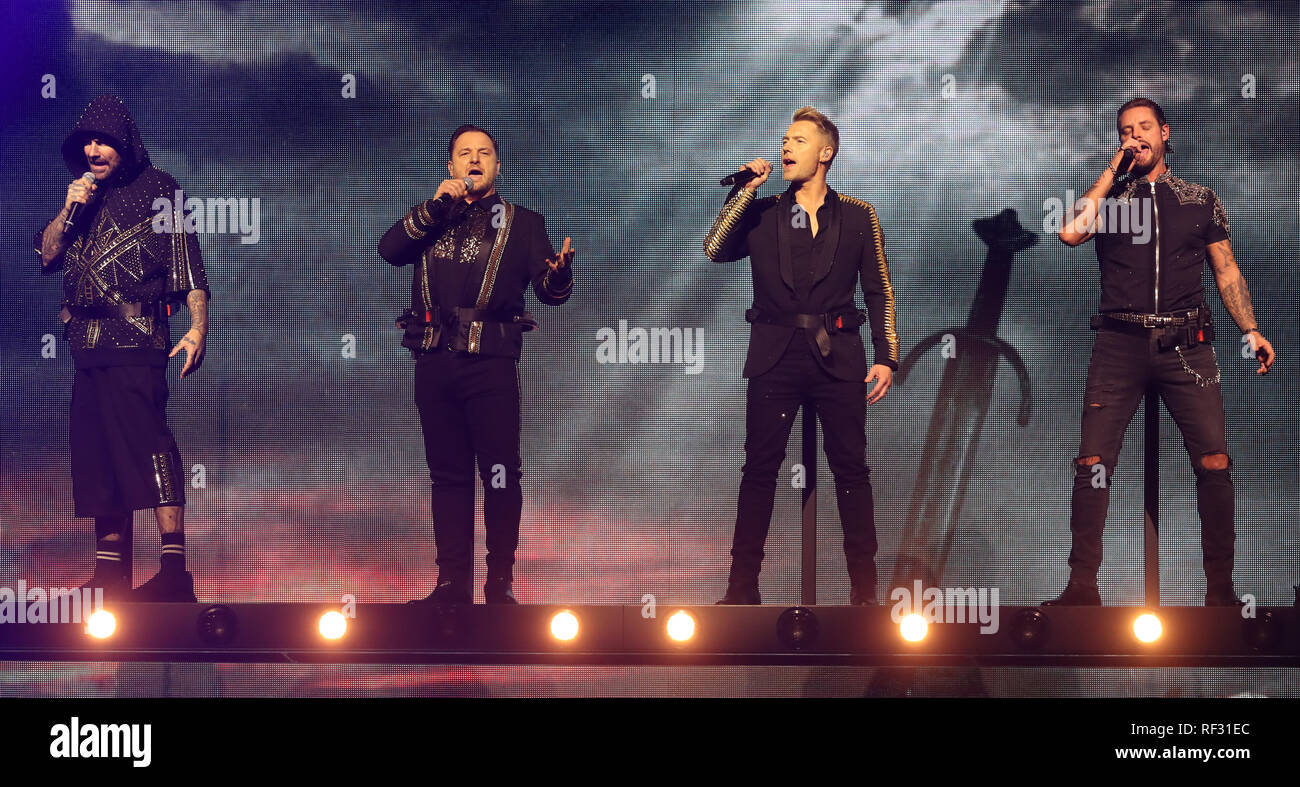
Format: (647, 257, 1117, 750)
(889, 208, 1037, 591)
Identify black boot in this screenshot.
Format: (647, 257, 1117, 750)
(1042, 580, 1101, 606)
(849, 583, 878, 606)
(484, 576, 518, 605)
(1205, 584, 1244, 607)
(133, 569, 197, 603)
(411, 577, 472, 605)
(715, 575, 760, 605)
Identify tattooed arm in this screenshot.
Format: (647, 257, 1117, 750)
(1207, 239, 1274, 374)
(169, 289, 209, 379)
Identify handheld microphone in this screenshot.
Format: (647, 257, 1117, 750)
(720, 168, 759, 186)
(64, 172, 97, 233)
(434, 176, 476, 203)
(1115, 148, 1136, 178)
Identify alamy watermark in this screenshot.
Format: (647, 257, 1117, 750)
(152, 190, 261, 244)
(1043, 191, 1152, 244)
(0, 582, 103, 624)
(595, 319, 704, 374)
(50, 717, 151, 768)
(889, 580, 1000, 634)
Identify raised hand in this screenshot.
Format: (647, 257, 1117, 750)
(547, 236, 575, 272)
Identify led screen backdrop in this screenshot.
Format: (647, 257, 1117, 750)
(1, 0, 1296, 697)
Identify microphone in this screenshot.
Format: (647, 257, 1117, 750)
(1115, 148, 1136, 179)
(433, 176, 476, 204)
(720, 168, 759, 186)
(64, 172, 97, 233)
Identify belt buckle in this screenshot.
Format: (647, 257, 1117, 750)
(1141, 315, 1159, 328)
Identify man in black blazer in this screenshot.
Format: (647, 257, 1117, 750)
(704, 107, 900, 605)
(378, 124, 574, 605)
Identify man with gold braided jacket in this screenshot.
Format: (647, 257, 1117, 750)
(704, 106, 900, 606)
(378, 124, 573, 606)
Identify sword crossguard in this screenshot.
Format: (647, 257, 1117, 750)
(896, 329, 1033, 427)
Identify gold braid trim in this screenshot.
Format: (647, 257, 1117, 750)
(419, 248, 436, 350)
(416, 200, 435, 227)
(403, 212, 427, 240)
(468, 201, 515, 353)
(702, 187, 755, 261)
(543, 266, 573, 298)
(841, 195, 900, 365)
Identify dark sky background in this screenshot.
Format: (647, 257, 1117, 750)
(0, 0, 1296, 696)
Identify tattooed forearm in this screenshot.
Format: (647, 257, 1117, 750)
(187, 289, 209, 335)
(40, 213, 69, 266)
(1218, 272, 1258, 333)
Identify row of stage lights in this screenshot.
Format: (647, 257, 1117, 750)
(77, 606, 1278, 651)
(82, 607, 597, 644)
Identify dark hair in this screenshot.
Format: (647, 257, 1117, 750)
(447, 124, 501, 160)
(1116, 97, 1174, 155)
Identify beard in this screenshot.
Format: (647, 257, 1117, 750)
(1129, 144, 1164, 176)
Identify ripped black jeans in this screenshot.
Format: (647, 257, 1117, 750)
(1067, 328, 1235, 590)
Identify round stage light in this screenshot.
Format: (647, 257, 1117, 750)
(318, 610, 348, 640)
(666, 610, 696, 643)
(899, 613, 928, 643)
(775, 607, 819, 650)
(1010, 608, 1051, 651)
(550, 610, 580, 642)
(196, 605, 239, 646)
(85, 609, 116, 639)
(1242, 610, 1283, 652)
(1133, 613, 1163, 643)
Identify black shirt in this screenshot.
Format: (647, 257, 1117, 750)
(789, 200, 831, 300)
(1093, 171, 1230, 314)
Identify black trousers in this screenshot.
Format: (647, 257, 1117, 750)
(728, 339, 879, 588)
(414, 349, 523, 584)
(1068, 328, 1235, 588)
(69, 364, 185, 517)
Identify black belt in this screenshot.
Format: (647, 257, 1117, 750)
(745, 307, 866, 358)
(65, 302, 162, 319)
(1096, 307, 1201, 328)
(1091, 308, 1212, 349)
(451, 307, 538, 332)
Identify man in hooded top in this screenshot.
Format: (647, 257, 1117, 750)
(35, 94, 211, 602)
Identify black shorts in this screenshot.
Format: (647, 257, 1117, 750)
(69, 365, 186, 517)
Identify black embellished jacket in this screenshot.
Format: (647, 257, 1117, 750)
(377, 192, 572, 358)
(36, 95, 209, 369)
(704, 184, 900, 380)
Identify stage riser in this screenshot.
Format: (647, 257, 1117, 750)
(0, 605, 1295, 665)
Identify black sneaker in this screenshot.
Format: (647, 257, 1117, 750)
(77, 572, 129, 604)
(1041, 580, 1101, 606)
(133, 569, 197, 602)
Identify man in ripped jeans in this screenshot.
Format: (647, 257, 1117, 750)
(1046, 98, 1275, 607)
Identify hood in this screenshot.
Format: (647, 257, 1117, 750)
(61, 95, 151, 182)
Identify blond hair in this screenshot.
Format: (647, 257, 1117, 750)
(791, 106, 839, 168)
